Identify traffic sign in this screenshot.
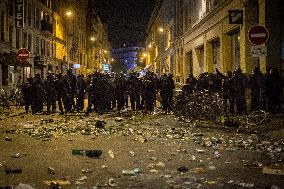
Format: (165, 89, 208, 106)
(16, 48, 30, 62)
(248, 26, 269, 45)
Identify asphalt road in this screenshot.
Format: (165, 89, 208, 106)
(0, 111, 283, 189)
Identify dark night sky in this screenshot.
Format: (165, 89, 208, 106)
(92, 0, 156, 49)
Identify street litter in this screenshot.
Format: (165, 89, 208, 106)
(82, 169, 93, 173)
(262, 166, 284, 175)
(48, 167, 55, 174)
(108, 150, 115, 158)
(44, 179, 71, 186)
(72, 149, 102, 158)
(122, 168, 142, 176)
(15, 184, 35, 189)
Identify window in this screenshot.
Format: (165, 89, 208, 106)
(22, 31, 27, 48)
(212, 40, 221, 72)
(9, 26, 13, 45)
(28, 34, 32, 51)
(27, 4, 32, 26)
(16, 29, 20, 49)
(35, 37, 39, 55)
(186, 51, 193, 75)
(41, 39, 45, 55)
(231, 31, 240, 71)
(1, 12, 5, 41)
(196, 46, 205, 74)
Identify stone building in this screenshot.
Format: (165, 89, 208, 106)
(0, 0, 110, 90)
(145, 0, 175, 76)
(146, 0, 283, 83)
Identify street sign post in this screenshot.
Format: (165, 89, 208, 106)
(16, 48, 30, 62)
(248, 26, 269, 45)
(251, 46, 267, 57)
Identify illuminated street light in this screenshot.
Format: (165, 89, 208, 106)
(158, 27, 164, 32)
(143, 53, 147, 57)
(66, 11, 72, 16)
(148, 44, 152, 48)
(103, 50, 108, 53)
(111, 58, 114, 62)
(90, 37, 95, 41)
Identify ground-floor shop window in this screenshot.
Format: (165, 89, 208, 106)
(2, 64, 8, 86)
(231, 31, 240, 71)
(212, 39, 221, 73)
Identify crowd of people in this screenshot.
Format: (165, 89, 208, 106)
(21, 70, 175, 115)
(20, 66, 282, 116)
(182, 67, 282, 114)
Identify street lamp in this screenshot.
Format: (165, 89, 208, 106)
(66, 11, 72, 16)
(158, 27, 164, 33)
(143, 53, 147, 57)
(90, 36, 95, 41)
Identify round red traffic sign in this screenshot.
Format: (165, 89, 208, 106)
(248, 26, 269, 45)
(16, 48, 30, 62)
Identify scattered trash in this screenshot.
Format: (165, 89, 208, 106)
(5, 137, 12, 141)
(82, 169, 93, 174)
(129, 151, 136, 157)
(23, 124, 34, 129)
(262, 167, 284, 175)
(115, 117, 123, 122)
(208, 165, 216, 170)
(72, 149, 102, 158)
(1, 164, 22, 174)
(149, 169, 159, 173)
(11, 153, 21, 158)
(122, 168, 142, 176)
(213, 151, 221, 158)
(95, 120, 106, 129)
(196, 149, 205, 153)
(0, 186, 13, 189)
(206, 180, 217, 185)
(177, 166, 189, 172)
(77, 176, 88, 181)
(191, 167, 206, 174)
(15, 184, 35, 189)
(44, 179, 71, 186)
(147, 162, 165, 169)
(108, 178, 117, 187)
(108, 150, 114, 158)
(48, 167, 55, 174)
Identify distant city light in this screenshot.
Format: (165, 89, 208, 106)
(103, 50, 107, 53)
(90, 37, 95, 41)
(158, 27, 164, 32)
(148, 44, 152, 48)
(143, 53, 147, 57)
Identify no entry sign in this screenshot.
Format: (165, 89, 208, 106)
(248, 26, 269, 45)
(16, 48, 30, 62)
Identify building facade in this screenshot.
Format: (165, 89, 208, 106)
(0, 0, 110, 90)
(146, 0, 283, 83)
(86, 1, 111, 74)
(112, 47, 144, 73)
(145, 0, 175, 76)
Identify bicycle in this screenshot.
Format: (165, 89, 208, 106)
(239, 110, 267, 126)
(0, 90, 12, 114)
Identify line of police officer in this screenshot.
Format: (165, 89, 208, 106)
(21, 70, 176, 115)
(182, 67, 282, 114)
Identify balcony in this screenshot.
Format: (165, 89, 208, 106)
(41, 20, 53, 34)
